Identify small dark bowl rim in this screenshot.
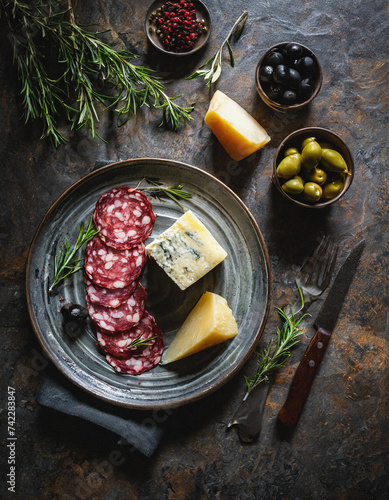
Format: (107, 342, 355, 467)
(256, 42, 323, 112)
(273, 127, 354, 209)
(144, 0, 211, 57)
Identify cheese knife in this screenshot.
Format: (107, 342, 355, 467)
(277, 239, 365, 428)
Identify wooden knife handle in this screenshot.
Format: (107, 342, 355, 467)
(278, 327, 332, 428)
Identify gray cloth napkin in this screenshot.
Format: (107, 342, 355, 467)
(37, 365, 165, 457)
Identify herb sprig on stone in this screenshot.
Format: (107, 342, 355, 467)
(1, 0, 194, 145)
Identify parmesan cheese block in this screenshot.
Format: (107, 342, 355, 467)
(161, 291, 238, 364)
(146, 210, 227, 290)
(204, 90, 271, 161)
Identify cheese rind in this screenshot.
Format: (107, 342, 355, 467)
(161, 291, 238, 364)
(205, 90, 271, 161)
(146, 210, 227, 290)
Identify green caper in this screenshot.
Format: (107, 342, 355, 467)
(282, 176, 304, 195)
(301, 137, 316, 149)
(305, 166, 327, 185)
(284, 147, 300, 157)
(276, 154, 301, 179)
(303, 182, 323, 203)
(323, 179, 344, 199)
(301, 141, 322, 171)
(321, 149, 348, 174)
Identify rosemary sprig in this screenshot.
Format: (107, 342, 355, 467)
(50, 218, 99, 291)
(187, 11, 248, 86)
(136, 178, 192, 209)
(128, 335, 159, 350)
(244, 286, 308, 394)
(1, 0, 194, 145)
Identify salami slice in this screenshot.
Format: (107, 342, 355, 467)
(87, 283, 147, 332)
(84, 235, 146, 289)
(96, 311, 161, 358)
(93, 187, 156, 250)
(85, 275, 138, 308)
(105, 333, 164, 375)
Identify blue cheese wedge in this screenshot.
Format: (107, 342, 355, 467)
(145, 210, 227, 290)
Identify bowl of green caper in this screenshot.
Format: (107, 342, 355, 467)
(273, 127, 354, 208)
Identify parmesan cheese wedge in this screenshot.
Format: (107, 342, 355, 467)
(204, 90, 271, 161)
(161, 291, 238, 364)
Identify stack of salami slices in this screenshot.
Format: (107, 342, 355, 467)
(85, 186, 164, 375)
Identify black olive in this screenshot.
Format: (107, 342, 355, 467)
(61, 303, 89, 338)
(266, 51, 284, 67)
(259, 65, 274, 84)
(284, 43, 303, 62)
(298, 56, 316, 76)
(266, 83, 283, 102)
(273, 65, 289, 84)
(288, 68, 302, 89)
(63, 321, 84, 339)
(290, 58, 301, 70)
(298, 77, 315, 98)
(61, 303, 88, 323)
(282, 90, 297, 105)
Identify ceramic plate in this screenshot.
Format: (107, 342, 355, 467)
(26, 159, 271, 410)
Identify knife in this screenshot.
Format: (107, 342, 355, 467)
(277, 240, 365, 428)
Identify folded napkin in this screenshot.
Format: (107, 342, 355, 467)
(37, 364, 165, 458)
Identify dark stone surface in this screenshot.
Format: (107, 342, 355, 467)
(0, 0, 388, 498)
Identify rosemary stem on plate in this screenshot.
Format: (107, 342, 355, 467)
(136, 178, 192, 209)
(50, 218, 99, 291)
(128, 335, 159, 350)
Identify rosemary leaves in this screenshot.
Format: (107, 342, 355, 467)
(136, 178, 192, 209)
(128, 335, 159, 350)
(1, 0, 194, 145)
(187, 11, 248, 86)
(50, 219, 99, 291)
(244, 286, 308, 394)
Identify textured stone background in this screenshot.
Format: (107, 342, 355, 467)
(0, 0, 388, 498)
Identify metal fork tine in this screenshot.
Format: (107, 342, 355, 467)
(300, 236, 327, 282)
(296, 235, 338, 309)
(312, 238, 332, 284)
(320, 244, 338, 290)
(314, 237, 332, 281)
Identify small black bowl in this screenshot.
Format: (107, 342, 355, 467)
(256, 42, 323, 113)
(145, 0, 211, 56)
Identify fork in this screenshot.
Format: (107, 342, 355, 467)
(227, 236, 338, 443)
(296, 235, 339, 310)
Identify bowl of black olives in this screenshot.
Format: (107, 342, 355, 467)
(273, 127, 354, 208)
(256, 42, 322, 112)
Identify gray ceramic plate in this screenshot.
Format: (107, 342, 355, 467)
(26, 159, 271, 410)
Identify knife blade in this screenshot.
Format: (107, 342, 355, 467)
(277, 240, 365, 428)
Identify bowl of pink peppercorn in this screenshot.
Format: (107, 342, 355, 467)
(145, 0, 211, 56)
